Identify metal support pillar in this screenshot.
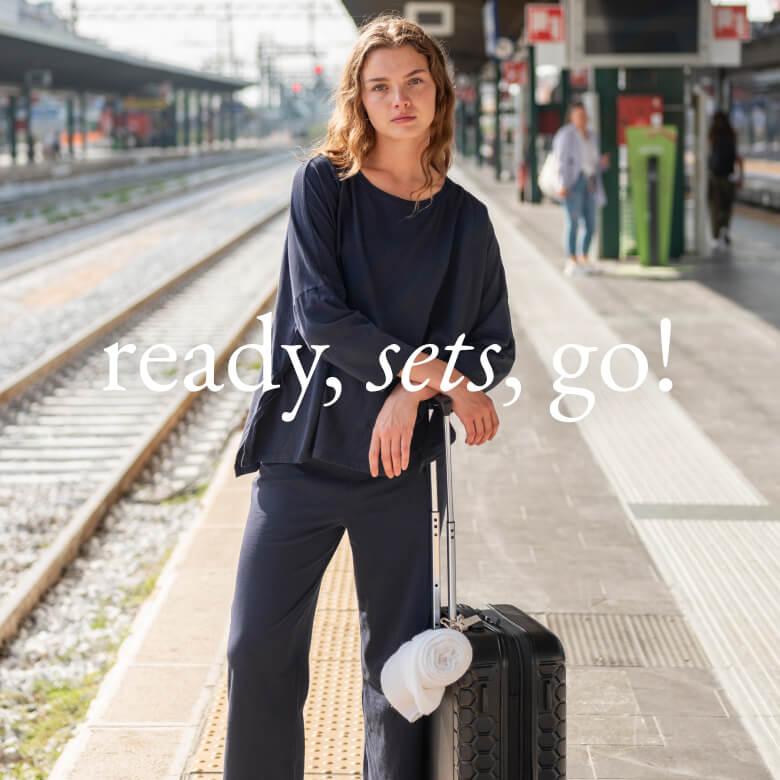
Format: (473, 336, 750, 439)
(228, 92, 236, 143)
(560, 68, 570, 126)
(475, 80, 482, 166)
(196, 91, 203, 145)
(7, 95, 17, 164)
(595, 68, 619, 258)
(494, 59, 501, 180)
(528, 44, 540, 203)
(79, 91, 87, 157)
(66, 96, 74, 157)
(183, 90, 191, 147)
(23, 85, 34, 164)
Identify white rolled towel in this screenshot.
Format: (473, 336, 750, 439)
(380, 627, 473, 722)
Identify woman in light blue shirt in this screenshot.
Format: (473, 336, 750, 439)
(551, 100, 610, 276)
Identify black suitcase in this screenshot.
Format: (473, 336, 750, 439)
(421, 393, 567, 780)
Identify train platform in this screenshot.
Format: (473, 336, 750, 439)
(48, 159, 779, 780)
(0, 134, 291, 185)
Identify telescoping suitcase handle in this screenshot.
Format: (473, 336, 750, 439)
(422, 393, 479, 634)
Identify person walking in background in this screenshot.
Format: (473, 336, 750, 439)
(551, 100, 610, 277)
(707, 110, 744, 247)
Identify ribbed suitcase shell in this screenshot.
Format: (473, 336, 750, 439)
(427, 602, 566, 779)
(422, 395, 567, 779)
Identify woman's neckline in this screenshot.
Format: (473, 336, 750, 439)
(356, 168, 451, 205)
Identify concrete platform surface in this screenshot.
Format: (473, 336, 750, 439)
(47, 157, 779, 780)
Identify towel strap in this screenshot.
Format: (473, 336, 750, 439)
(440, 614, 482, 632)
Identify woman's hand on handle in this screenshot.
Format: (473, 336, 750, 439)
(449, 383, 499, 446)
(368, 383, 435, 479)
(368, 353, 500, 476)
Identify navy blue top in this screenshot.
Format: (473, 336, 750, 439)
(233, 153, 516, 478)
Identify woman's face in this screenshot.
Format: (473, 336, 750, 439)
(360, 44, 437, 142)
(571, 106, 587, 130)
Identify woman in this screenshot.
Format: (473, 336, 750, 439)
(551, 99, 609, 276)
(224, 13, 516, 780)
(707, 110, 744, 246)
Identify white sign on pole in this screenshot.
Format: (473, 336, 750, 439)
(710, 4, 748, 66)
(403, 2, 455, 37)
(525, 4, 566, 66)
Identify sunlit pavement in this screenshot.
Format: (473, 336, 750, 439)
(47, 160, 780, 780)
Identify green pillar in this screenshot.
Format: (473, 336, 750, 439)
(219, 94, 226, 142)
(667, 70, 685, 259)
(560, 68, 570, 126)
(595, 68, 620, 259)
(528, 45, 540, 203)
(625, 68, 685, 259)
(7, 95, 16, 164)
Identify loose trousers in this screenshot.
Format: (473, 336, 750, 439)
(707, 173, 735, 238)
(223, 454, 447, 780)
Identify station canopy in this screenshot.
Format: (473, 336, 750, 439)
(341, 0, 529, 76)
(0, 21, 251, 94)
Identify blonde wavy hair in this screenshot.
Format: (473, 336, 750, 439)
(300, 12, 456, 217)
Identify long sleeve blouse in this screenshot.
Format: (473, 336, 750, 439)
(233, 153, 516, 478)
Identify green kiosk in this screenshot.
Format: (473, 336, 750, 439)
(626, 125, 678, 266)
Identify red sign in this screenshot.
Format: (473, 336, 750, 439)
(713, 5, 750, 40)
(617, 95, 664, 146)
(569, 68, 589, 88)
(502, 60, 528, 85)
(525, 4, 564, 44)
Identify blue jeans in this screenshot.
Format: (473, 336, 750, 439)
(563, 172, 596, 256)
(223, 455, 448, 780)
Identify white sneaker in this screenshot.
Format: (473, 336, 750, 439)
(563, 259, 577, 276)
(582, 261, 602, 275)
(572, 261, 588, 276)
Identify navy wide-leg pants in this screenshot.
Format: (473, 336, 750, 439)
(223, 454, 446, 780)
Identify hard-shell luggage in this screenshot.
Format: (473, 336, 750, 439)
(421, 393, 567, 780)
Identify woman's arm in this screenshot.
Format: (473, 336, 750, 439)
(289, 158, 419, 389)
(393, 213, 515, 398)
(449, 216, 516, 393)
(370, 212, 515, 476)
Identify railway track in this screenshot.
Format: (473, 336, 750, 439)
(0, 146, 294, 255)
(0, 195, 287, 646)
(0, 147, 276, 216)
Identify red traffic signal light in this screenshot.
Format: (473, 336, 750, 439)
(291, 81, 302, 93)
(314, 64, 323, 75)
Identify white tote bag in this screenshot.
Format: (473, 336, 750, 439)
(538, 150, 563, 199)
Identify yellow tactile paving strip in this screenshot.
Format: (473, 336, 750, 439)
(185, 533, 364, 777)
